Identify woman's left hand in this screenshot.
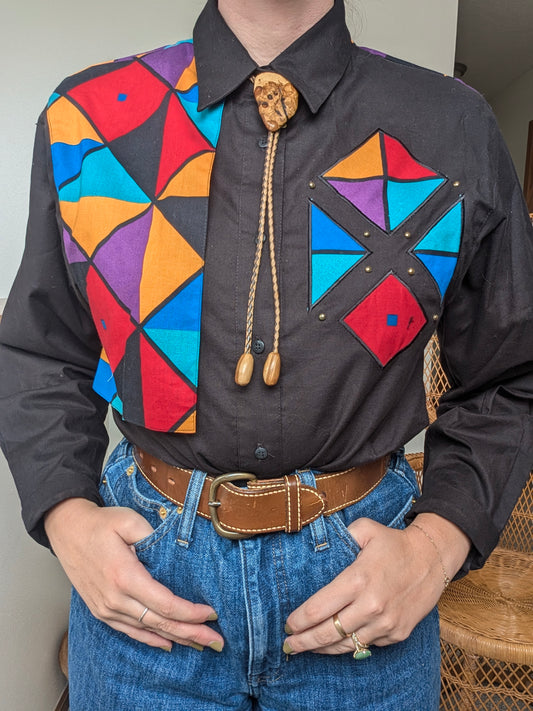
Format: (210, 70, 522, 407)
(283, 513, 470, 654)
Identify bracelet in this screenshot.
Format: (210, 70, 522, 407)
(410, 522, 451, 589)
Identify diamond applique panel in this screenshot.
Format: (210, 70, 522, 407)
(310, 203, 369, 305)
(412, 200, 463, 299)
(323, 131, 446, 233)
(343, 274, 427, 366)
(47, 42, 224, 433)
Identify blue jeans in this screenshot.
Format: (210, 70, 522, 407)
(69, 440, 440, 710)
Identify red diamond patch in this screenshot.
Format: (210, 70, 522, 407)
(343, 274, 426, 366)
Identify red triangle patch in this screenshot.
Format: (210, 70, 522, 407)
(156, 93, 212, 196)
(140, 334, 197, 431)
(86, 267, 136, 371)
(68, 62, 169, 142)
(383, 134, 439, 180)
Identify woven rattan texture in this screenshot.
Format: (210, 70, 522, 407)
(417, 336, 533, 709)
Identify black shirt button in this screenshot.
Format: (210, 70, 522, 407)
(258, 136, 268, 148)
(252, 338, 265, 354)
(254, 446, 268, 460)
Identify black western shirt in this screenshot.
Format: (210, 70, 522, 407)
(0, 0, 532, 573)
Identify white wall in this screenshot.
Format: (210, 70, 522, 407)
(0, 2, 457, 709)
(490, 66, 533, 187)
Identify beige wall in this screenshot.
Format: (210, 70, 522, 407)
(0, 2, 457, 708)
(490, 66, 533, 188)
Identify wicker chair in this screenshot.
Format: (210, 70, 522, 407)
(408, 335, 533, 711)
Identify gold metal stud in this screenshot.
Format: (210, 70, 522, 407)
(363, 231, 371, 238)
(309, 181, 316, 189)
(408, 268, 416, 276)
(433, 314, 439, 322)
(404, 231, 412, 238)
(102, 477, 107, 485)
(159, 506, 167, 520)
(453, 180, 460, 187)
(126, 465, 134, 476)
(177, 505, 184, 515)
(365, 266, 373, 274)
(318, 313, 326, 321)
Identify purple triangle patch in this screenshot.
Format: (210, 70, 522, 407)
(63, 228, 87, 264)
(93, 207, 153, 322)
(142, 42, 195, 88)
(327, 178, 386, 231)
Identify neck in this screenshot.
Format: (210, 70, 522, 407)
(217, 0, 334, 65)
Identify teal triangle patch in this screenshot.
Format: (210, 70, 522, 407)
(414, 201, 463, 254)
(311, 253, 365, 305)
(58, 147, 150, 203)
(387, 178, 445, 231)
(145, 328, 200, 386)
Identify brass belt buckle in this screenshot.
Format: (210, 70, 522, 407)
(208, 472, 257, 539)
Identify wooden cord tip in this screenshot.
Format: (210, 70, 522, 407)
(263, 352, 281, 386)
(235, 352, 254, 386)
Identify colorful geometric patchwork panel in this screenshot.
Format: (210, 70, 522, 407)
(47, 40, 224, 433)
(411, 200, 463, 300)
(342, 273, 427, 366)
(322, 131, 446, 233)
(309, 202, 369, 306)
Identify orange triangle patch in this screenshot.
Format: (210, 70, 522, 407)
(139, 207, 204, 321)
(324, 131, 383, 180)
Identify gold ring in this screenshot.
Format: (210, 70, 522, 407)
(332, 612, 349, 639)
(138, 606, 150, 624)
(351, 631, 372, 660)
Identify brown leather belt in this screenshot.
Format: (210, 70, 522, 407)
(134, 448, 389, 539)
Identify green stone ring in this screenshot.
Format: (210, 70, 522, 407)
(351, 632, 372, 660)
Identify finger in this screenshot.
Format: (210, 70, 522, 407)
(285, 610, 355, 654)
(286, 566, 361, 634)
(135, 607, 224, 649)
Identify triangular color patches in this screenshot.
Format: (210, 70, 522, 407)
(387, 178, 445, 231)
(322, 130, 447, 233)
(156, 93, 213, 196)
(141, 41, 195, 89)
(412, 200, 463, 299)
(139, 207, 204, 321)
(140, 334, 197, 431)
(67, 61, 169, 142)
(310, 203, 368, 305)
(93, 207, 153, 321)
(159, 152, 215, 199)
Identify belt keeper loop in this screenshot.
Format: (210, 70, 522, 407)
(284, 474, 302, 533)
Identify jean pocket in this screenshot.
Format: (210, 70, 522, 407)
(324, 453, 419, 557)
(99, 445, 180, 552)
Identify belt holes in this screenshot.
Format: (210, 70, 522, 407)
(150, 465, 157, 474)
(168, 477, 176, 486)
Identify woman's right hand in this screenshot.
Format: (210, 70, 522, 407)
(45, 498, 224, 652)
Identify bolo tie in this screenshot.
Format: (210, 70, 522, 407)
(235, 72, 299, 388)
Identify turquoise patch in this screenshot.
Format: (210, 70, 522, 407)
(58, 147, 150, 203)
(387, 178, 445, 230)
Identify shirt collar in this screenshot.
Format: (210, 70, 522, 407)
(194, 0, 354, 114)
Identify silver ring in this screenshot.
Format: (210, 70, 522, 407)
(351, 631, 372, 660)
(138, 606, 150, 624)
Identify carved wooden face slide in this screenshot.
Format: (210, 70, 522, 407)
(253, 72, 299, 131)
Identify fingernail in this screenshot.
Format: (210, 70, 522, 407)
(190, 642, 205, 652)
(207, 612, 219, 621)
(159, 646, 172, 653)
(208, 641, 224, 653)
(283, 641, 295, 655)
(284, 623, 293, 635)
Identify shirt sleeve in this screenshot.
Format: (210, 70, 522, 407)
(0, 111, 109, 548)
(407, 97, 533, 575)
